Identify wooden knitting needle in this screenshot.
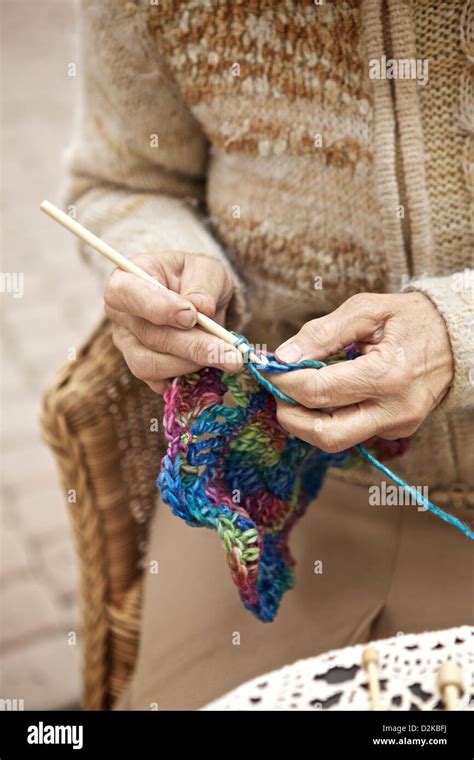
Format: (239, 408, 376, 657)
(437, 661, 464, 710)
(39, 200, 266, 365)
(362, 646, 382, 711)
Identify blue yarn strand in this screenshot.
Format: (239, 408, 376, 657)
(234, 335, 474, 541)
(355, 445, 474, 540)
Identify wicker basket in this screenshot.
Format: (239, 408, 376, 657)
(41, 318, 164, 709)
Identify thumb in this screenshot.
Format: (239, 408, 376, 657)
(275, 294, 386, 363)
(180, 254, 234, 318)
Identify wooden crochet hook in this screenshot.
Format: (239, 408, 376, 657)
(40, 200, 266, 365)
(362, 646, 382, 711)
(437, 661, 463, 710)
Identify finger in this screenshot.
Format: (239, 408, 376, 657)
(269, 355, 383, 409)
(111, 322, 201, 378)
(117, 314, 243, 373)
(126, 250, 192, 295)
(146, 379, 168, 395)
(105, 269, 198, 329)
(275, 293, 389, 363)
(378, 426, 418, 440)
(109, 302, 244, 373)
(111, 322, 133, 354)
(137, 348, 200, 380)
(120, 336, 203, 384)
(104, 302, 134, 328)
(179, 255, 234, 318)
(134, 322, 244, 372)
(276, 400, 394, 453)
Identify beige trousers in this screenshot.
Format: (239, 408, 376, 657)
(115, 474, 473, 710)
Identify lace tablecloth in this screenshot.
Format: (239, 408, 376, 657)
(204, 627, 473, 711)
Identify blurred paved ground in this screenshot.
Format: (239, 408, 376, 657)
(1, 0, 103, 709)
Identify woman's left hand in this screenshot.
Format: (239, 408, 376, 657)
(271, 292, 454, 452)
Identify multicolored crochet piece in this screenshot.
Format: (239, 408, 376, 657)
(157, 346, 411, 622)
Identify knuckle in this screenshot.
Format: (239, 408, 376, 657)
(275, 403, 292, 433)
(128, 252, 150, 266)
(312, 371, 334, 406)
(404, 362, 417, 386)
(104, 302, 114, 320)
(345, 292, 382, 323)
(141, 292, 158, 321)
(299, 319, 335, 351)
(147, 380, 166, 396)
(313, 425, 344, 453)
(127, 252, 161, 273)
(357, 371, 378, 398)
(185, 281, 208, 296)
(391, 361, 414, 389)
(401, 404, 423, 430)
(300, 371, 332, 408)
(346, 292, 376, 312)
(369, 354, 392, 387)
(318, 321, 337, 347)
(187, 335, 207, 365)
(300, 320, 322, 342)
(128, 351, 155, 383)
(159, 249, 182, 262)
(193, 253, 222, 275)
(111, 326, 123, 352)
(396, 425, 418, 438)
(104, 271, 123, 307)
(321, 433, 344, 453)
(154, 326, 174, 355)
(136, 320, 157, 348)
(347, 292, 370, 308)
(297, 372, 318, 407)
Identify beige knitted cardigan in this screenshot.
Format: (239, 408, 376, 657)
(66, 0, 473, 508)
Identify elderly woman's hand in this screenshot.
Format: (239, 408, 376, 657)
(104, 251, 243, 394)
(272, 292, 454, 452)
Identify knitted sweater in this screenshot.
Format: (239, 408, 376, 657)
(66, 0, 474, 507)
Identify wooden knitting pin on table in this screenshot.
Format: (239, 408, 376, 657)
(437, 661, 464, 710)
(362, 646, 382, 711)
(39, 200, 267, 366)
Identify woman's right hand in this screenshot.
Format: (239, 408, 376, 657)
(104, 250, 244, 394)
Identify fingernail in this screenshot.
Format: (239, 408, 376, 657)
(276, 341, 302, 363)
(176, 308, 196, 328)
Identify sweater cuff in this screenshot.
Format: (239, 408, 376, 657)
(401, 271, 474, 411)
(73, 189, 247, 333)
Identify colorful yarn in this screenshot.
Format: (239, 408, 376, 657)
(158, 337, 474, 623)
